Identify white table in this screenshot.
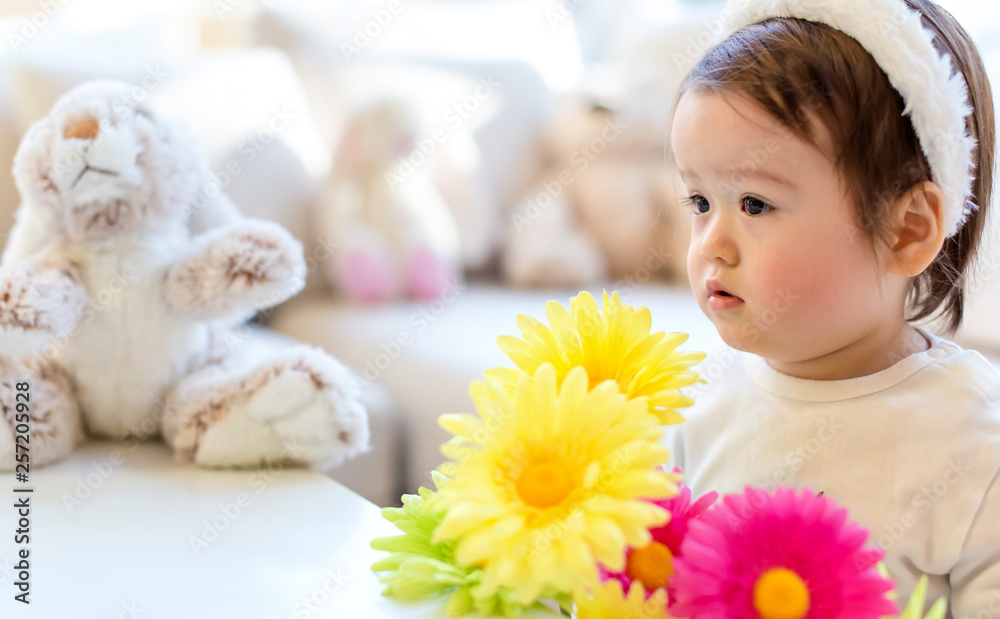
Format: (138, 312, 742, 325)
(0, 441, 550, 618)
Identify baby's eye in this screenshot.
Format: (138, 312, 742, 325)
(742, 196, 773, 216)
(684, 194, 711, 214)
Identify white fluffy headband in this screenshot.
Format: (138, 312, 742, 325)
(716, 0, 978, 238)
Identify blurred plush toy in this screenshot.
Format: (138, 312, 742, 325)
(0, 80, 369, 471)
(504, 92, 689, 288)
(503, 40, 692, 289)
(319, 99, 464, 303)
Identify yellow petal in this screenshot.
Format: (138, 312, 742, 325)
(651, 408, 687, 425)
(483, 366, 522, 393)
(438, 413, 485, 442)
(582, 516, 627, 569)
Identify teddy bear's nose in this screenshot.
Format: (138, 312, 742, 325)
(63, 118, 100, 140)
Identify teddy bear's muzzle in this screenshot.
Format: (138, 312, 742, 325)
(63, 118, 101, 141)
(52, 116, 145, 201)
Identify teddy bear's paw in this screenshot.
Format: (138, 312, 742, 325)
(164, 346, 369, 470)
(0, 265, 86, 357)
(161, 362, 286, 468)
(241, 347, 370, 471)
(219, 222, 305, 294)
(0, 356, 83, 471)
(166, 219, 307, 321)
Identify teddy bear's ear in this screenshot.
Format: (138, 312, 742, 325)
(5, 118, 61, 266)
(12, 117, 56, 206)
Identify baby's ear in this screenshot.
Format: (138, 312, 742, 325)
(885, 181, 946, 277)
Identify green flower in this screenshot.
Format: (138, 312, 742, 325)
(879, 564, 948, 619)
(371, 471, 558, 617)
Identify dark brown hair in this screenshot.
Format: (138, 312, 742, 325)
(671, 0, 995, 334)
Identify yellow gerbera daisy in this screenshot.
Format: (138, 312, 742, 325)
(485, 290, 706, 425)
(575, 580, 673, 619)
(432, 363, 680, 605)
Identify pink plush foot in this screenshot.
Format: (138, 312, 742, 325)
(338, 248, 395, 303)
(405, 248, 458, 300)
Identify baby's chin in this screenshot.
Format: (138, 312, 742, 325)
(714, 326, 765, 355)
(710, 315, 795, 359)
(697, 302, 754, 352)
(714, 324, 837, 372)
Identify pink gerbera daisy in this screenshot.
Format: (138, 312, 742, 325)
(601, 467, 719, 606)
(671, 486, 898, 619)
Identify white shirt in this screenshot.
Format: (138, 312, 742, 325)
(661, 328, 1000, 619)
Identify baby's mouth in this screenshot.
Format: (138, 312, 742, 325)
(708, 290, 744, 312)
(712, 290, 741, 300)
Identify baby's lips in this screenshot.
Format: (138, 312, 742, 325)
(706, 278, 742, 300)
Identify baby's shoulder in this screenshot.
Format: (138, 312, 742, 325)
(928, 342, 1000, 406)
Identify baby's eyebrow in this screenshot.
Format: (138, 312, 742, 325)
(726, 167, 797, 189)
(680, 165, 796, 189)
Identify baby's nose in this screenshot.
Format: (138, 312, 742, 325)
(63, 118, 100, 140)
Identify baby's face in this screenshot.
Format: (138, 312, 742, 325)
(671, 89, 896, 362)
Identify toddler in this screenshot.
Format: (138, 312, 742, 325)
(662, 0, 1000, 616)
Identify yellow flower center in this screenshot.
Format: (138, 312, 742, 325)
(516, 462, 573, 508)
(753, 567, 810, 619)
(625, 541, 674, 592)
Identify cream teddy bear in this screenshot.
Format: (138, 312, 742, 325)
(504, 83, 689, 289)
(0, 80, 369, 472)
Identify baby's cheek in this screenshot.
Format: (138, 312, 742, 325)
(753, 248, 850, 328)
(752, 237, 874, 332)
(751, 258, 817, 320)
(685, 239, 701, 290)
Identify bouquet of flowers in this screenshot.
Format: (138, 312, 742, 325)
(371, 291, 952, 618)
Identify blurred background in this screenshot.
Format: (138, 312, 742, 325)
(0, 0, 997, 506)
